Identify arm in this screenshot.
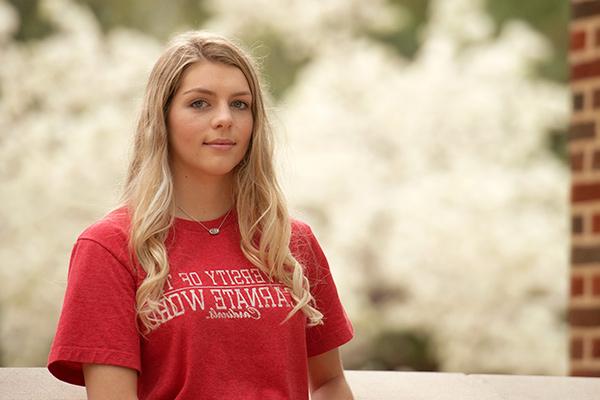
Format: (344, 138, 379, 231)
(308, 348, 354, 400)
(82, 364, 138, 400)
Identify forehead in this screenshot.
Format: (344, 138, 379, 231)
(177, 61, 250, 94)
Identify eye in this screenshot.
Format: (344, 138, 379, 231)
(191, 99, 208, 109)
(232, 100, 250, 110)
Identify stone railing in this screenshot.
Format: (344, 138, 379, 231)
(1, 368, 600, 399)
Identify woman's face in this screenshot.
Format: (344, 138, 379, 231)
(167, 61, 254, 181)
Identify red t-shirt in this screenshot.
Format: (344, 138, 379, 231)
(47, 207, 354, 399)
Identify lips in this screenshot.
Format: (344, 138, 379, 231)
(204, 138, 235, 145)
(203, 138, 236, 150)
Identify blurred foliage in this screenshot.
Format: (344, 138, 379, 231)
(1, 0, 568, 372)
(380, 1, 568, 164)
(241, 29, 311, 101)
(485, 0, 568, 82)
(366, 0, 568, 84)
(75, 0, 212, 39)
(548, 128, 568, 164)
(7, 0, 55, 40)
(364, 329, 440, 371)
(482, 0, 569, 161)
(368, 0, 430, 59)
(7, 0, 212, 40)
(6, 0, 568, 165)
(5, 0, 568, 109)
(8, 0, 568, 84)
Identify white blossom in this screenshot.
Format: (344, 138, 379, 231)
(0, 0, 568, 374)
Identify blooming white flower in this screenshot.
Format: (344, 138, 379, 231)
(0, 0, 568, 374)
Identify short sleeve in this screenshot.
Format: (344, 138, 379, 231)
(295, 223, 354, 358)
(47, 238, 141, 386)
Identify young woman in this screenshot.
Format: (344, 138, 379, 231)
(47, 31, 354, 400)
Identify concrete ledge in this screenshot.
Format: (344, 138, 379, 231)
(0, 368, 599, 399)
(345, 370, 600, 400)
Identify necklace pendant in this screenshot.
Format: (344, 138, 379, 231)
(208, 228, 220, 235)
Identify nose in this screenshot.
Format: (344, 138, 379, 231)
(212, 103, 233, 130)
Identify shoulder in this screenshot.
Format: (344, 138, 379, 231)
(289, 216, 320, 250)
(289, 216, 327, 266)
(79, 206, 130, 241)
(76, 206, 131, 260)
(290, 216, 314, 238)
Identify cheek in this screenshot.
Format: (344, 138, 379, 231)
(241, 116, 254, 142)
(168, 110, 197, 145)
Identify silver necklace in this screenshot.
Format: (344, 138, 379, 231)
(176, 205, 232, 235)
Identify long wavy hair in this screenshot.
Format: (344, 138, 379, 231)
(121, 31, 323, 335)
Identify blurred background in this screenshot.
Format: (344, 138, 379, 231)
(0, 0, 569, 374)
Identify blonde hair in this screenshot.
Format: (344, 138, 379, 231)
(121, 30, 323, 335)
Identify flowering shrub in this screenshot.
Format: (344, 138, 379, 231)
(0, 0, 568, 374)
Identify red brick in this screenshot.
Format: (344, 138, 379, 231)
(573, 2, 600, 19)
(593, 275, 600, 296)
(571, 245, 600, 264)
(571, 30, 587, 51)
(569, 307, 600, 326)
(594, 89, 600, 109)
(572, 183, 600, 202)
(593, 338, 600, 358)
(571, 368, 600, 377)
(593, 214, 600, 233)
(593, 151, 600, 169)
(572, 152, 585, 171)
(572, 276, 585, 296)
(571, 337, 584, 359)
(569, 122, 596, 141)
(572, 59, 600, 81)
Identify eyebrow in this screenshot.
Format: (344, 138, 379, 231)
(182, 87, 252, 97)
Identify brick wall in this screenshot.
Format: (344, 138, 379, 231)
(570, 0, 600, 378)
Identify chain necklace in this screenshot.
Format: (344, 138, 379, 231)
(176, 205, 233, 235)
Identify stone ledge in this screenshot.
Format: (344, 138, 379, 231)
(0, 368, 599, 399)
(345, 370, 600, 400)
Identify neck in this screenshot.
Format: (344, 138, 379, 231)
(172, 169, 235, 221)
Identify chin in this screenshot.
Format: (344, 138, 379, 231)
(203, 165, 238, 177)
(186, 158, 244, 178)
